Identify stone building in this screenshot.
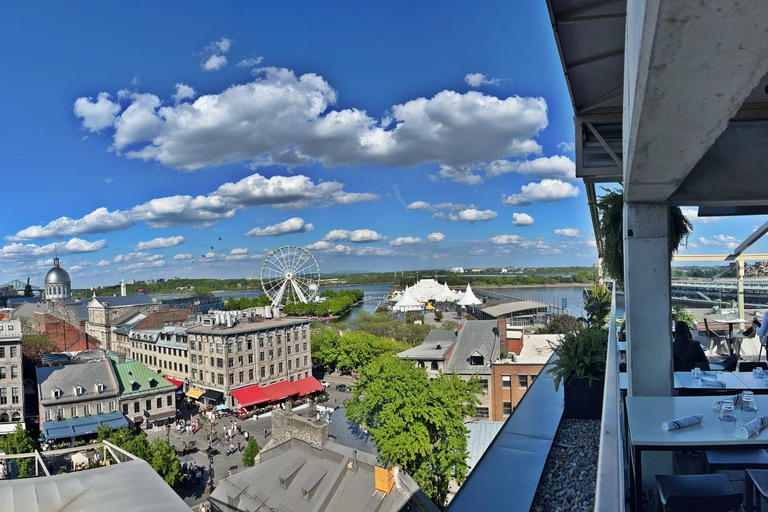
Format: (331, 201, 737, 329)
(85, 295, 158, 351)
(112, 356, 177, 428)
(0, 320, 24, 434)
(44, 257, 71, 303)
(396, 330, 456, 379)
(186, 313, 312, 407)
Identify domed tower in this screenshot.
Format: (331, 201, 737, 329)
(44, 257, 71, 303)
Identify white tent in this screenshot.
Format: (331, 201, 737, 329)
(434, 282, 458, 302)
(393, 286, 423, 312)
(457, 283, 482, 306)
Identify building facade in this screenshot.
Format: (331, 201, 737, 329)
(0, 320, 23, 434)
(187, 314, 312, 407)
(112, 357, 177, 428)
(85, 295, 159, 351)
(128, 326, 190, 384)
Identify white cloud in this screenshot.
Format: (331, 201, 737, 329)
(230, 248, 248, 255)
(469, 248, 486, 255)
(354, 247, 395, 256)
(406, 201, 474, 212)
(306, 241, 332, 251)
(135, 236, 185, 250)
(172, 83, 196, 103)
(245, 217, 314, 237)
(174, 253, 194, 260)
(698, 236, 715, 246)
(73, 93, 120, 132)
(681, 207, 719, 224)
(512, 213, 534, 226)
(485, 156, 576, 180)
(390, 236, 421, 246)
(490, 235, 523, 245)
(237, 57, 264, 67)
(79, 67, 548, 173)
(427, 232, 445, 243)
(464, 73, 505, 87)
(325, 244, 352, 254)
(557, 141, 575, 152)
(554, 228, 580, 237)
(10, 172, 376, 239)
(0, 237, 106, 261)
(698, 235, 739, 249)
(202, 54, 228, 71)
(322, 229, 385, 243)
(502, 179, 580, 206)
(113, 92, 162, 149)
(212, 38, 232, 53)
(447, 208, 498, 222)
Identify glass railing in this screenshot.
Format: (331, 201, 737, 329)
(594, 281, 627, 511)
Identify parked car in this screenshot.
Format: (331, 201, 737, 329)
(321, 380, 330, 389)
(335, 384, 347, 392)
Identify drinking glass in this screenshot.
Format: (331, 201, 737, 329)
(743, 392, 758, 423)
(717, 371, 725, 384)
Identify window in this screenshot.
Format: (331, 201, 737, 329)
(134, 402, 140, 413)
(287, 345, 291, 355)
(259, 339, 264, 348)
(0, 388, 6, 405)
(228, 358, 234, 368)
(229, 373, 234, 385)
(304, 356, 308, 366)
(97, 383, 105, 393)
(431, 361, 439, 370)
(0, 368, 5, 379)
(518, 375, 528, 388)
(295, 357, 300, 368)
(123, 403, 129, 414)
(237, 341, 243, 352)
(260, 352, 265, 362)
(218, 374, 224, 385)
(167, 396, 172, 407)
(57, 407, 64, 420)
(479, 379, 488, 391)
(95, 402, 102, 414)
(191, 354, 197, 363)
(146, 399, 152, 411)
(531, 374, 537, 384)
(270, 364, 274, 376)
(279, 362, 283, 373)
(157, 397, 162, 409)
(260, 367, 265, 378)
(469, 355, 483, 366)
(45, 409, 51, 421)
(190, 340, 196, 350)
(75, 385, 84, 396)
(269, 350, 273, 360)
(295, 344, 299, 353)
(11, 366, 17, 379)
(83, 404, 90, 415)
(9, 347, 16, 358)
(217, 358, 224, 368)
(11, 387, 18, 404)
(239, 371, 244, 383)
(71, 406, 78, 418)
(502, 375, 511, 388)
(109, 401, 115, 412)
(248, 354, 253, 364)
(192, 368, 198, 380)
(278, 348, 282, 357)
(476, 407, 489, 419)
(0, 347, 4, 358)
(503, 401, 512, 415)
(249, 369, 254, 380)
(303, 343, 307, 352)
(247, 340, 252, 350)
(288, 360, 292, 370)
(238, 356, 243, 366)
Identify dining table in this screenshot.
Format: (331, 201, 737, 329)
(718, 317, 747, 355)
(626, 395, 768, 511)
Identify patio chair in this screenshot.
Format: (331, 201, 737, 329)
(703, 318, 729, 356)
(747, 469, 768, 512)
(655, 474, 742, 512)
(705, 448, 768, 473)
(739, 361, 768, 373)
(710, 355, 738, 372)
(758, 334, 768, 365)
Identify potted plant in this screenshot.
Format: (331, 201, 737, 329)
(548, 328, 608, 420)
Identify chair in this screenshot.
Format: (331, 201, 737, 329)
(740, 362, 768, 373)
(710, 355, 738, 372)
(704, 318, 729, 356)
(746, 469, 768, 511)
(705, 448, 768, 472)
(655, 474, 742, 512)
(759, 334, 768, 365)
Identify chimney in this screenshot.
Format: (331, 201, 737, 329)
(497, 317, 507, 350)
(285, 401, 293, 414)
(509, 330, 524, 356)
(117, 352, 126, 363)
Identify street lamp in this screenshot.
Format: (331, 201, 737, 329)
(166, 423, 170, 442)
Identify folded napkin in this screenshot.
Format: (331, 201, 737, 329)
(701, 376, 726, 387)
(713, 394, 744, 411)
(662, 414, 703, 431)
(739, 416, 768, 439)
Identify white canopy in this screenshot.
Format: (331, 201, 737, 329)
(457, 283, 482, 306)
(393, 286, 423, 312)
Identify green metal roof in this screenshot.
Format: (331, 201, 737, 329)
(111, 358, 175, 399)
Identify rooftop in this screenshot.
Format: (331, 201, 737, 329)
(397, 330, 456, 361)
(88, 295, 154, 308)
(505, 334, 559, 365)
(443, 320, 499, 375)
(327, 407, 377, 455)
(37, 358, 119, 406)
(187, 315, 310, 335)
(480, 300, 549, 319)
(110, 357, 176, 399)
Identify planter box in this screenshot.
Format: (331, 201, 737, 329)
(563, 376, 604, 420)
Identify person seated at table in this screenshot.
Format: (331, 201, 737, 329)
(753, 312, 767, 338)
(673, 321, 710, 371)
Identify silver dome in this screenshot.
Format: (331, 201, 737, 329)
(45, 258, 71, 285)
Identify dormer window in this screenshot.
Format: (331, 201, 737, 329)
(75, 386, 84, 396)
(97, 383, 105, 393)
(469, 355, 483, 365)
(53, 388, 62, 399)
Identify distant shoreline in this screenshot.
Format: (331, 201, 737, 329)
(475, 283, 588, 289)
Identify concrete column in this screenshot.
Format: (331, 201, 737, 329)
(737, 259, 745, 328)
(623, 202, 673, 396)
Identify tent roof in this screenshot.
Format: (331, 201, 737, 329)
(457, 284, 482, 306)
(394, 287, 421, 308)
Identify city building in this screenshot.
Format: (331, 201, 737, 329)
(85, 294, 158, 351)
(43, 257, 71, 303)
(126, 324, 190, 384)
(0, 320, 23, 434)
(396, 330, 456, 379)
(111, 356, 177, 428)
(186, 312, 312, 407)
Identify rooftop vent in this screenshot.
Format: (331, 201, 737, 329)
(278, 458, 306, 489)
(301, 468, 328, 502)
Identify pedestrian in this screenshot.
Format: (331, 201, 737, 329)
(238, 441, 241, 452)
(244, 431, 249, 442)
(264, 428, 267, 439)
(229, 443, 235, 455)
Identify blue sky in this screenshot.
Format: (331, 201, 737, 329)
(0, 2, 755, 288)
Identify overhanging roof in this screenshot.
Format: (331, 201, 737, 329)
(480, 300, 549, 318)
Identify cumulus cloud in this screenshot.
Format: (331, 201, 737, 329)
(390, 236, 421, 246)
(237, 57, 264, 67)
(681, 207, 719, 224)
(490, 235, 523, 245)
(10, 172, 377, 240)
(435, 155, 575, 184)
(554, 228, 580, 237)
(406, 201, 474, 212)
(447, 208, 498, 222)
(202, 54, 228, 71)
(306, 241, 332, 251)
(512, 213, 534, 226)
(502, 179, 580, 206)
(172, 83, 196, 103)
(427, 232, 445, 243)
(113, 92, 162, 150)
(322, 229, 385, 243)
(73, 93, 120, 132)
(75, 67, 548, 173)
(135, 236, 185, 250)
(245, 217, 314, 237)
(697, 234, 739, 250)
(174, 253, 194, 260)
(230, 248, 248, 255)
(200, 38, 232, 72)
(557, 141, 575, 152)
(464, 73, 506, 87)
(0, 237, 106, 261)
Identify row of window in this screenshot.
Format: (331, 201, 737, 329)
(0, 411, 21, 422)
(189, 329, 309, 353)
(0, 387, 19, 405)
(0, 346, 18, 359)
(501, 374, 533, 389)
(131, 342, 186, 358)
(0, 366, 19, 380)
(190, 367, 310, 385)
(45, 400, 115, 421)
(132, 352, 189, 375)
(121, 395, 174, 415)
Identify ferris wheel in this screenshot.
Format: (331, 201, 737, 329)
(261, 245, 321, 307)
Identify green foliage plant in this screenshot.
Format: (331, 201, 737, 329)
(537, 314, 581, 334)
(242, 437, 260, 467)
(3, 424, 35, 477)
(672, 304, 696, 328)
(547, 328, 608, 391)
(582, 284, 611, 329)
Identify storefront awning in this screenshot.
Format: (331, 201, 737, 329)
(201, 389, 224, 403)
(186, 389, 204, 399)
(164, 375, 183, 388)
(42, 412, 129, 440)
(146, 410, 176, 422)
(230, 376, 325, 408)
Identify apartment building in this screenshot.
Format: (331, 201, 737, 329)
(112, 357, 177, 428)
(85, 295, 158, 351)
(0, 320, 23, 434)
(186, 313, 312, 407)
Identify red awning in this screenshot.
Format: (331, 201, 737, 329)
(230, 376, 325, 408)
(164, 375, 183, 388)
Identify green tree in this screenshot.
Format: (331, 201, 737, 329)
(148, 438, 183, 486)
(242, 437, 260, 467)
(3, 424, 35, 477)
(537, 314, 581, 334)
(310, 328, 341, 370)
(345, 357, 480, 506)
(582, 284, 611, 329)
(672, 304, 697, 328)
(434, 311, 443, 322)
(22, 332, 55, 359)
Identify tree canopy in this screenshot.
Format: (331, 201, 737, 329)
(347, 312, 432, 345)
(345, 357, 480, 506)
(22, 332, 55, 359)
(242, 437, 260, 467)
(3, 424, 35, 477)
(311, 328, 409, 373)
(97, 426, 182, 486)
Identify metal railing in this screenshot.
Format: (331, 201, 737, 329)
(594, 281, 626, 511)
